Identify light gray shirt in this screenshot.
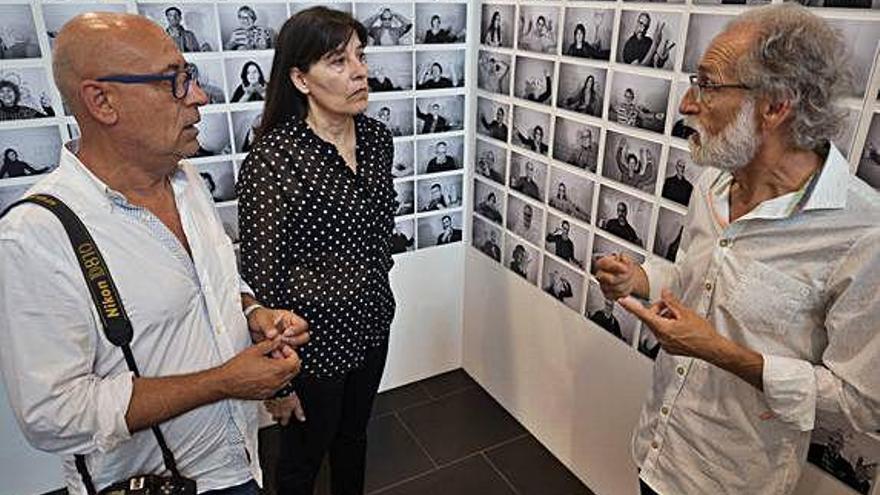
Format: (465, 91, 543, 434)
(635, 145, 880, 494)
(0, 143, 261, 494)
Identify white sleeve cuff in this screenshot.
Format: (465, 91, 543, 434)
(95, 371, 135, 452)
(762, 354, 816, 432)
(642, 257, 672, 302)
(239, 278, 255, 299)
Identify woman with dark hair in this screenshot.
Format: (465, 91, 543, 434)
(236, 7, 396, 495)
(563, 74, 599, 116)
(0, 80, 55, 121)
(0, 148, 49, 178)
(483, 11, 502, 47)
(230, 61, 267, 102)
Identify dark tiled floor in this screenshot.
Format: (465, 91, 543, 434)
(266, 368, 595, 495)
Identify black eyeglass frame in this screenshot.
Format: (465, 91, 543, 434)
(688, 74, 751, 102)
(95, 62, 198, 99)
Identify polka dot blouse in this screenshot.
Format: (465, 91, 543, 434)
(237, 113, 397, 378)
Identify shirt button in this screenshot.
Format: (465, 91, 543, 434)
(704, 282, 712, 291)
(651, 441, 659, 449)
(661, 406, 669, 415)
(719, 239, 730, 247)
(676, 366, 686, 376)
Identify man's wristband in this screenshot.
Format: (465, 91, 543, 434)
(244, 303, 263, 318)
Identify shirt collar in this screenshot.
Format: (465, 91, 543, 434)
(60, 140, 189, 212)
(707, 143, 849, 223)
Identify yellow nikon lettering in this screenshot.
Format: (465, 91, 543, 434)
(96, 279, 120, 318)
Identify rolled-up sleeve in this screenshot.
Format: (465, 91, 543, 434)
(0, 211, 133, 455)
(763, 229, 880, 433)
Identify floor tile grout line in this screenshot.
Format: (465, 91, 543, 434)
(393, 410, 441, 470)
(479, 432, 531, 456)
(481, 451, 522, 495)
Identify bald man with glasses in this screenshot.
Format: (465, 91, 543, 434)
(0, 13, 308, 495)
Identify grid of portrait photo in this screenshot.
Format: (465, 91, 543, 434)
(473, 1, 880, 491)
(0, 0, 469, 256)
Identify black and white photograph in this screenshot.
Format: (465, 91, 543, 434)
(137, 3, 220, 53)
(609, 72, 670, 134)
(506, 194, 544, 247)
(218, 3, 284, 51)
(514, 56, 555, 106)
(662, 147, 698, 206)
(394, 180, 415, 216)
(194, 111, 233, 157)
(367, 52, 413, 93)
(473, 178, 505, 225)
(545, 212, 589, 270)
(416, 174, 462, 212)
(695, 0, 769, 4)
(416, 95, 464, 134)
(787, 0, 879, 7)
(416, 50, 465, 89)
(0, 182, 30, 212)
(417, 136, 463, 174)
(415, 3, 466, 44)
(195, 161, 236, 203)
(417, 211, 463, 249)
(636, 326, 661, 360)
(478, 51, 512, 96)
(368, 98, 414, 137)
(542, 255, 585, 312)
(0, 4, 41, 60)
(825, 19, 880, 97)
(556, 63, 606, 119)
(616, 10, 681, 71)
(472, 216, 503, 262)
(547, 166, 593, 223)
(509, 152, 548, 202)
(291, 3, 353, 16)
(225, 56, 271, 103)
(670, 80, 695, 140)
(0, 126, 62, 181)
(0, 68, 58, 122)
(391, 218, 416, 254)
(518, 5, 560, 54)
(477, 97, 510, 143)
(392, 139, 415, 178)
(597, 186, 652, 248)
(475, 138, 507, 185)
(358, 4, 414, 46)
(481, 4, 515, 49)
(562, 8, 613, 61)
(857, 113, 880, 189)
(217, 203, 239, 243)
(807, 412, 880, 495)
(653, 207, 685, 263)
(589, 234, 645, 276)
(231, 109, 260, 154)
(836, 108, 861, 158)
(683, 14, 735, 73)
(188, 59, 226, 105)
(553, 116, 601, 173)
(504, 233, 540, 284)
(512, 106, 552, 155)
(585, 279, 640, 347)
(42, 2, 128, 49)
(602, 131, 662, 193)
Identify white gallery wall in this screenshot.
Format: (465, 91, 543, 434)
(465, 0, 880, 495)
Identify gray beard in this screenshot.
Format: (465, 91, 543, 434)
(688, 98, 760, 172)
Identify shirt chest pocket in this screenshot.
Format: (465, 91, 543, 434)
(725, 259, 814, 336)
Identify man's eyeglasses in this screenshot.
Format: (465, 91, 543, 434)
(688, 74, 750, 103)
(96, 63, 198, 99)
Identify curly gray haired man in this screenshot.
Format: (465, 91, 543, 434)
(594, 4, 880, 494)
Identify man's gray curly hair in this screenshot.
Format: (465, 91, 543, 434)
(726, 4, 853, 151)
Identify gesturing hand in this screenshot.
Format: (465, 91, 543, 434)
(248, 307, 310, 359)
(595, 253, 642, 300)
(617, 289, 719, 359)
(221, 338, 301, 400)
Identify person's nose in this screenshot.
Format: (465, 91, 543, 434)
(187, 79, 209, 107)
(679, 86, 699, 116)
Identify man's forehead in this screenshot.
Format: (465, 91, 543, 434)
(699, 28, 755, 78)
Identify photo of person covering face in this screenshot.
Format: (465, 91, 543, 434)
(478, 51, 512, 96)
(617, 10, 680, 70)
(359, 4, 413, 46)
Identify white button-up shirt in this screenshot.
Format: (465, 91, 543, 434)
(635, 145, 880, 494)
(0, 143, 261, 494)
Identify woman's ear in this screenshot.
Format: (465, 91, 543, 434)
(289, 67, 309, 95)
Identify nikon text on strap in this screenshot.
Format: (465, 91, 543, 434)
(1, 194, 185, 495)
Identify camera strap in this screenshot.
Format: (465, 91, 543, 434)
(2, 194, 184, 495)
